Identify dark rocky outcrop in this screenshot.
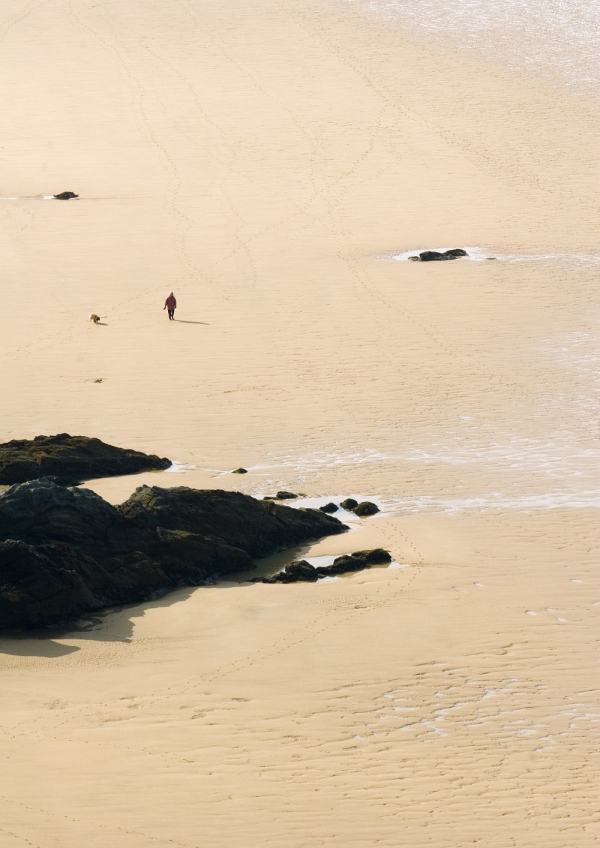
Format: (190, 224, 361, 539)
(53, 191, 78, 200)
(0, 434, 171, 486)
(352, 501, 380, 517)
(255, 549, 392, 583)
(276, 491, 298, 500)
(319, 502, 339, 514)
(340, 498, 358, 510)
(0, 479, 347, 628)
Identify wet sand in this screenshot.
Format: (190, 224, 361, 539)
(0, 0, 598, 845)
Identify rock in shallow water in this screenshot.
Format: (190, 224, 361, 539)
(352, 501, 380, 517)
(53, 191, 78, 199)
(419, 251, 456, 261)
(0, 479, 347, 628)
(340, 498, 358, 510)
(255, 549, 392, 583)
(410, 249, 468, 261)
(319, 502, 339, 514)
(0, 434, 171, 486)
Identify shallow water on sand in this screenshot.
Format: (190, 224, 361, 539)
(385, 248, 600, 266)
(342, 0, 600, 88)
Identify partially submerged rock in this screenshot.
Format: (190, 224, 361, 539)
(419, 250, 453, 261)
(340, 498, 358, 510)
(319, 502, 339, 514)
(352, 501, 380, 517)
(53, 191, 78, 200)
(255, 549, 392, 583)
(0, 434, 171, 486)
(276, 491, 298, 500)
(410, 249, 468, 262)
(0, 479, 347, 628)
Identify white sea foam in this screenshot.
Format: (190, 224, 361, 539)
(343, 0, 600, 88)
(164, 461, 196, 473)
(380, 490, 600, 514)
(385, 247, 600, 266)
(287, 488, 600, 515)
(273, 426, 600, 479)
(286, 496, 369, 523)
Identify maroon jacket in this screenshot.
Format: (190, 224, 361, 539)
(165, 295, 176, 310)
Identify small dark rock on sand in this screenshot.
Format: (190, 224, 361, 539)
(411, 249, 468, 262)
(352, 501, 380, 517)
(232, 468, 248, 474)
(255, 548, 392, 583)
(54, 191, 78, 200)
(276, 491, 298, 500)
(319, 502, 339, 514)
(340, 498, 358, 510)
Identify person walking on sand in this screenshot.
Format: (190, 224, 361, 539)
(164, 292, 176, 320)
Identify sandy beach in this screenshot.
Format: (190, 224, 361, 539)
(0, 0, 598, 845)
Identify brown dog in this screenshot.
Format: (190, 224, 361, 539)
(89, 314, 101, 324)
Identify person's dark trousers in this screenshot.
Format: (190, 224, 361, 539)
(168, 310, 174, 320)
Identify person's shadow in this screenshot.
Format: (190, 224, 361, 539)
(174, 320, 209, 325)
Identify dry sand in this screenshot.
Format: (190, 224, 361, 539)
(0, 0, 598, 845)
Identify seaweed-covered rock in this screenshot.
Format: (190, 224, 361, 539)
(443, 248, 468, 257)
(352, 501, 380, 517)
(340, 498, 358, 510)
(319, 502, 339, 514)
(231, 468, 248, 474)
(119, 485, 346, 559)
(0, 479, 347, 628)
(0, 434, 171, 486)
(54, 191, 78, 200)
(276, 491, 298, 500)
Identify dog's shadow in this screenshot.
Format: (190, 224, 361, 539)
(175, 320, 209, 325)
(95, 322, 108, 326)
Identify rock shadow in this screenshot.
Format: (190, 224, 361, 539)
(0, 636, 80, 658)
(0, 585, 198, 654)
